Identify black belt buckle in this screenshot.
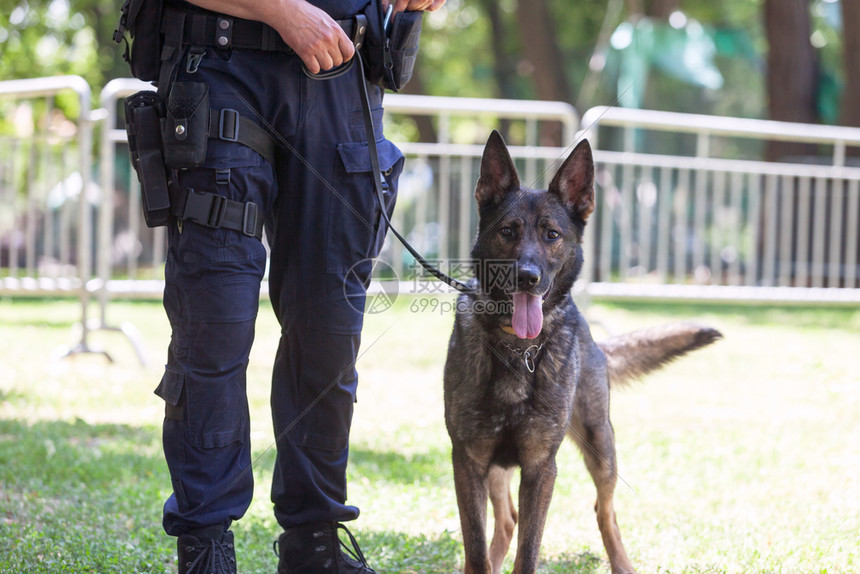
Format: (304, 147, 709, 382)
(206, 193, 227, 228)
(181, 188, 227, 228)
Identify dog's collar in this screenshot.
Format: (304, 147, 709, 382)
(501, 339, 545, 373)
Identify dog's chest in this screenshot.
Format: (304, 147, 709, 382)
(484, 391, 570, 468)
(489, 341, 575, 405)
(492, 364, 533, 404)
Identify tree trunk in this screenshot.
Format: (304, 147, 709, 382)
(763, 0, 819, 161)
(515, 0, 571, 145)
(476, 0, 519, 140)
(398, 68, 438, 143)
(645, 0, 679, 18)
(626, 0, 679, 18)
(840, 0, 860, 127)
(477, 0, 519, 100)
(839, 0, 860, 157)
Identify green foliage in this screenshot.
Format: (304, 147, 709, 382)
(0, 0, 102, 86)
(0, 0, 850, 125)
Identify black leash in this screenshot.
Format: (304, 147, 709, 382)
(353, 51, 476, 296)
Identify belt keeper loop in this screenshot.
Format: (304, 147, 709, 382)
(354, 14, 367, 50)
(242, 202, 258, 237)
(215, 169, 231, 186)
(215, 16, 233, 50)
(219, 109, 240, 142)
(261, 26, 279, 51)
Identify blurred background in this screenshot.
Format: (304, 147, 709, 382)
(1, 0, 856, 138)
(1, 2, 859, 572)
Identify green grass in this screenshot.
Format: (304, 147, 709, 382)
(1, 295, 859, 573)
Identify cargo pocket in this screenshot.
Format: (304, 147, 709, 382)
(327, 138, 403, 273)
(295, 422, 350, 453)
(155, 365, 248, 448)
(155, 367, 186, 422)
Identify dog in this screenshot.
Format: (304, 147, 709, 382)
(443, 131, 722, 574)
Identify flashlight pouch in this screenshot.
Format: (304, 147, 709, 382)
(125, 90, 171, 228)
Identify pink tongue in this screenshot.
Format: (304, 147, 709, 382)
(512, 293, 543, 339)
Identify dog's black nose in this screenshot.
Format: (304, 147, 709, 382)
(517, 264, 541, 289)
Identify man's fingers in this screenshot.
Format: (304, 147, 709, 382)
(338, 34, 356, 63)
(303, 57, 321, 75)
(295, 26, 356, 73)
(393, 0, 445, 14)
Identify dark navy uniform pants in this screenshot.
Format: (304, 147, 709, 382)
(155, 46, 401, 536)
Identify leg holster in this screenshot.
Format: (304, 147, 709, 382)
(123, 8, 277, 237)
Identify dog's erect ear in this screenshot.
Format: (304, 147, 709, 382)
(476, 130, 520, 207)
(549, 139, 595, 221)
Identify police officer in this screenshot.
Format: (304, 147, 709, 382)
(153, 0, 444, 572)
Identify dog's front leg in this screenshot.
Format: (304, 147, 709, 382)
(452, 445, 493, 574)
(511, 458, 557, 574)
(488, 465, 517, 574)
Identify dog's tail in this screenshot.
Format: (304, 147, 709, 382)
(597, 322, 722, 387)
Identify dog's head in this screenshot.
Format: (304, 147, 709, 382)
(471, 130, 595, 339)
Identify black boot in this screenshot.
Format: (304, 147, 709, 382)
(177, 527, 237, 574)
(274, 522, 375, 574)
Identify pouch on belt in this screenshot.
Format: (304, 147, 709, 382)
(162, 82, 210, 168)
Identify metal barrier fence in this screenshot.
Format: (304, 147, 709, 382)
(580, 106, 860, 304)
(0, 76, 93, 296)
(3, 74, 859, 359)
(0, 76, 115, 358)
(97, 82, 580, 299)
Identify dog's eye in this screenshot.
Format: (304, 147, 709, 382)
(500, 226, 513, 237)
(547, 230, 560, 240)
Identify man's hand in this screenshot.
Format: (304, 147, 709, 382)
(177, 0, 356, 73)
(272, 0, 355, 74)
(180, 0, 444, 74)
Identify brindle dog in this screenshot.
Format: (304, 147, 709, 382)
(443, 131, 721, 574)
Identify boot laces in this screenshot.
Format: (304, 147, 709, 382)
(183, 536, 235, 574)
(272, 523, 372, 570)
(336, 523, 370, 568)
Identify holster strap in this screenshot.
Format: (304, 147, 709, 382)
(209, 108, 276, 165)
(171, 187, 264, 240)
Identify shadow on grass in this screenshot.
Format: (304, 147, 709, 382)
(0, 417, 163, 487)
(0, 417, 173, 573)
(232, 523, 462, 573)
(361, 529, 605, 574)
(536, 550, 605, 573)
(348, 445, 451, 485)
(350, 528, 463, 574)
(0, 418, 608, 573)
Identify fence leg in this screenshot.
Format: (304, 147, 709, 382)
(54, 287, 114, 363)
